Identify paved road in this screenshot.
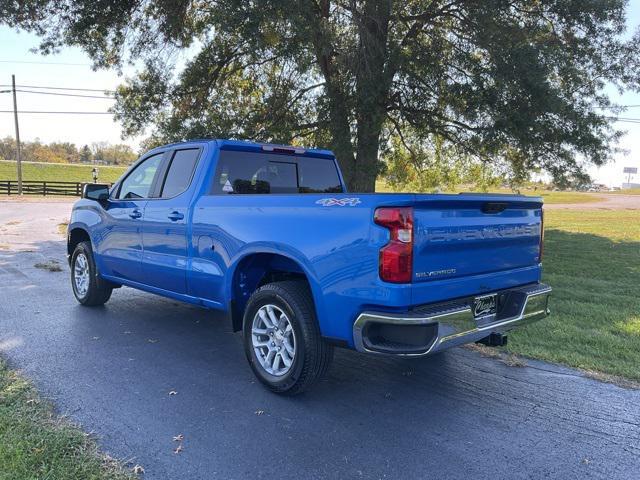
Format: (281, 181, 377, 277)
(0, 201, 639, 479)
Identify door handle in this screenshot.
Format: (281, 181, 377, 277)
(167, 211, 184, 221)
(129, 209, 142, 219)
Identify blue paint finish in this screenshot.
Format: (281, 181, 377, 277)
(140, 143, 209, 294)
(69, 139, 545, 348)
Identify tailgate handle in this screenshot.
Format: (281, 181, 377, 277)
(482, 202, 508, 214)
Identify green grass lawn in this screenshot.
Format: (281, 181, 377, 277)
(537, 191, 601, 204)
(0, 160, 127, 184)
(0, 359, 133, 479)
(609, 188, 640, 195)
(375, 180, 601, 204)
(506, 209, 640, 383)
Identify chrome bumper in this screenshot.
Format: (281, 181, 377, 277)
(353, 283, 551, 356)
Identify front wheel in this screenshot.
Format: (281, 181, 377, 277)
(243, 280, 333, 395)
(71, 241, 112, 306)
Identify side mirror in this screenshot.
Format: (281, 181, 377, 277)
(82, 183, 110, 205)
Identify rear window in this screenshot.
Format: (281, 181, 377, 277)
(211, 150, 343, 194)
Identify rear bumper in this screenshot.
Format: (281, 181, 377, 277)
(353, 283, 551, 356)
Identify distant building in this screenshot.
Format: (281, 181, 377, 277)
(622, 183, 640, 189)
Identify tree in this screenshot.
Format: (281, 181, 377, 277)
(6, 0, 640, 191)
(384, 131, 504, 192)
(79, 145, 92, 163)
(91, 141, 109, 164)
(100, 143, 137, 165)
(0, 137, 16, 161)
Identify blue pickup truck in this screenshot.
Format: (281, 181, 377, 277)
(67, 139, 551, 394)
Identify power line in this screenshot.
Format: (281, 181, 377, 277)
(609, 116, 640, 121)
(0, 110, 114, 115)
(0, 59, 90, 66)
(14, 89, 115, 99)
(0, 84, 115, 93)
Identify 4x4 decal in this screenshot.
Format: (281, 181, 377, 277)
(315, 198, 361, 207)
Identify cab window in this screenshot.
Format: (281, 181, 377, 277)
(116, 153, 164, 199)
(212, 150, 342, 194)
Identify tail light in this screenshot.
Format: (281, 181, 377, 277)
(539, 209, 545, 262)
(374, 207, 413, 283)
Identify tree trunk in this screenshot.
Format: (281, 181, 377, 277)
(309, 0, 392, 193)
(325, 83, 357, 188)
(308, 0, 357, 187)
(351, 0, 393, 193)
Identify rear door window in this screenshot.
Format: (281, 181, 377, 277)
(160, 148, 201, 198)
(212, 150, 343, 194)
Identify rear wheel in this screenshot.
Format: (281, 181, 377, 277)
(71, 241, 112, 306)
(243, 280, 333, 395)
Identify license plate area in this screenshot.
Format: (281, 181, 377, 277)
(472, 293, 497, 319)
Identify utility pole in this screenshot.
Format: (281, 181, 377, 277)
(11, 74, 23, 195)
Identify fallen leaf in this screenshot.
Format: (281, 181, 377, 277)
(174, 445, 183, 454)
(173, 434, 184, 442)
(168, 390, 178, 396)
(132, 464, 145, 474)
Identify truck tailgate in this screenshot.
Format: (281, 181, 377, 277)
(412, 195, 543, 282)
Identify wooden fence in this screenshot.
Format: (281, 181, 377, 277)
(0, 180, 84, 196)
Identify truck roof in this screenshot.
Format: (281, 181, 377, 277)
(150, 138, 335, 158)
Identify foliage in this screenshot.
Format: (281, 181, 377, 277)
(5, 0, 640, 191)
(383, 132, 503, 192)
(552, 169, 593, 190)
(90, 142, 137, 165)
(0, 137, 136, 165)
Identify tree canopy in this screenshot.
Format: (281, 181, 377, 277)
(0, 137, 136, 165)
(5, 0, 640, 191)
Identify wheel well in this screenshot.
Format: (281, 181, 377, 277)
(230, 253, 310, 332)
(67, 228, 91, 258)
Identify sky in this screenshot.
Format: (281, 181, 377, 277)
(1, 7, 640, 187)
(0, 28, 144, 151)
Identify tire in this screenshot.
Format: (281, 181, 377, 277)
(243, 280, 333, 395)
(70, 241, 112, 306)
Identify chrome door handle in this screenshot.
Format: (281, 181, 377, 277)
(129, 209, 142, 219)
(168, 211, 184, 221)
